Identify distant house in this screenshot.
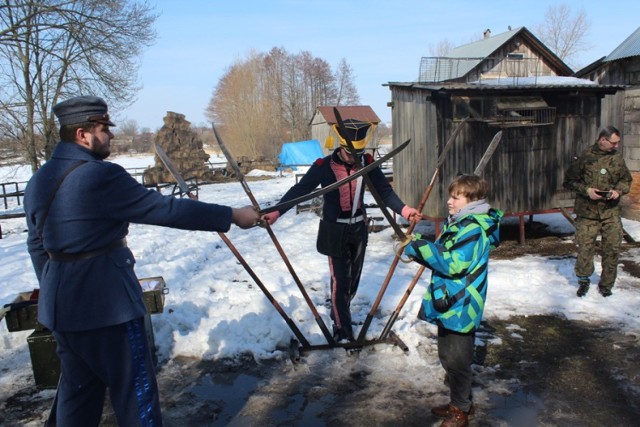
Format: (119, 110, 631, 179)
(310, 106, 380, 154)
(387, 26, 623, 237)
(575, 26, 640, 220)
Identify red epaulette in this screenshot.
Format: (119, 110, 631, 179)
(364, 153, 374, 164)
(314, 158, 325, 166)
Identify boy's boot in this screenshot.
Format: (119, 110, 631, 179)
(432, 402, 474, 418)
(439, 404, 469, 427)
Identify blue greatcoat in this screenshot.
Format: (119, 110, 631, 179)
(25, 142, 233, 332)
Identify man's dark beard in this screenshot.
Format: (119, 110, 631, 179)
(90, 135, 111, 159)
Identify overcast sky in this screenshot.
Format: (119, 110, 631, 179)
(116, 0, 640, 131)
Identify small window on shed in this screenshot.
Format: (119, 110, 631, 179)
(452, 96, 470, 119)
(492, 96, 556, 127)
(469, 98, 484, 117)
(507, 53, 525, 60)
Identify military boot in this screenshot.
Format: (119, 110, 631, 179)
(576, 277, 590, 297)
(598, 286, 612, 297)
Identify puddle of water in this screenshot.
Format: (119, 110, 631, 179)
(488, 389, 546, 427)
(263, 393, 329, 427)
(190, 372, 260, 425)
(190, 369, 329, 426)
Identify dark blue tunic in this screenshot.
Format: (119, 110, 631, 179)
(25, 142, 232, 332)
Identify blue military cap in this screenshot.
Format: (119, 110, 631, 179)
(53, 96, 116, 127)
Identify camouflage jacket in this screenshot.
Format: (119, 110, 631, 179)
(563, 143, 632, 220)
(408, 209, 503, 333)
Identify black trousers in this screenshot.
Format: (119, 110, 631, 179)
(328, 221, 368, 340)
(49, 317, 162, 426)
(438, 326, 475, 412)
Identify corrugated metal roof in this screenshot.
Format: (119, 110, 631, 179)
(418, 26, 572, 82)
(605, 26, 640, 61)
(315, 106, 380, 124)
(387, 81, 623, 94)
(449, 27, 522, 58)
(438, 27, 523, 79)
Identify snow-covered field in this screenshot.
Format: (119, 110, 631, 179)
(1, 153, 639, 421)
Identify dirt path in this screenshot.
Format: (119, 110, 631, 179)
(481, 315, 640, 426)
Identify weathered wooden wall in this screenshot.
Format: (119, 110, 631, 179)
(621, 87, 640, 220)
(390, 85, 609, 219)
(390, 86, 440, 214)
(310, 113, 332, 152)
(474, 40, 560, 82)
(579, 56, 640, 220)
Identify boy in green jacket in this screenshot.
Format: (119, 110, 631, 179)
(405, 174, 502, 427)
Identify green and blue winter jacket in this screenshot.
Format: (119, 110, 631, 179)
(405, 205, 502, 333)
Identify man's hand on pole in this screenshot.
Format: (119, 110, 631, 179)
(401, 206, 422, 223)
(232, 206, 261, 229)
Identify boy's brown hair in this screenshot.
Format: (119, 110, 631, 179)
(448, 174, 489, 202)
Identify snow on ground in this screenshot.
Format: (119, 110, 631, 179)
(1, 154, 639, 409)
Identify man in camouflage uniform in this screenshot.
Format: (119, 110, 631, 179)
(563, 126, 633, 297)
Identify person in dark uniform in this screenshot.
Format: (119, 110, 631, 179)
(24, 96, 259, 426)
(261, 119, 421, 342)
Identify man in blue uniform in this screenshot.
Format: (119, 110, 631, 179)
(24, 96, 259, 426)
(262, 119, 421, 342)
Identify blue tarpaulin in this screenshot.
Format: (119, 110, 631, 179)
(278, 139, 324, 170)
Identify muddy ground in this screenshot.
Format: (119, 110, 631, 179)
(2, 222, 640, 426)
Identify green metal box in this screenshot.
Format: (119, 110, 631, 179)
(26, 330, 60, 389)
(140, 276, 168, 314)
(26, 315, 158, 389)
(3, 277, 167, 332)
(6, 277, 167, 388)
(4, 291, 43, 332)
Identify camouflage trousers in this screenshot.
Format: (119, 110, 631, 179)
(574, 215, 623, 290)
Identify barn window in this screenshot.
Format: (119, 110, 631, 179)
(452, 96, 470, 119)
(493, 96, 556, 127)
(451, 96, 556, 127)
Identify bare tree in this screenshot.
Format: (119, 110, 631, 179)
(375, 121, 391, 143)
(208, 52, 277, 158)
(117, 119, 139, 138)
(0, 0, 157, 172)
(534, 4, 591, 69)
(334, 58, 359, 106)
(207, 48, 359, 159)
(428, 39, 455, 57)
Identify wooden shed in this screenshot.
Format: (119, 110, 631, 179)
(310, 106, 380, 154)
(575, 26, 640, 220)
(387, 27, 623, 233)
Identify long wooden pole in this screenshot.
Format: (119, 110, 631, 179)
(212, 124, 336, 345)
(378, 129, 503, 341)
(356, 118, 469, 342)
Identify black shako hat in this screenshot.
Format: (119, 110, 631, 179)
(336, 118, 371, 151)
(53, 96, 116, 127)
